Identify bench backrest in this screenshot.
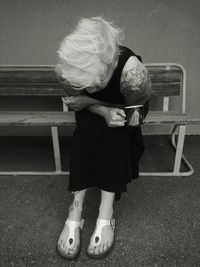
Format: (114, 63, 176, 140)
(146, 63, 185, 113)
(0, 63, 186, 113)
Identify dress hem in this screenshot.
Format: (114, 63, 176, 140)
(68, 175, 140, 201)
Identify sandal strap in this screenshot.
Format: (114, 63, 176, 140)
(64, 219, 84, 249)
(90, 218, 115, 247)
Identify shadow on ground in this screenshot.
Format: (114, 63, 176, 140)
(0, 135, 200, 267)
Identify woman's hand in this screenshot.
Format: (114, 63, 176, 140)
(62, 95, 94, 111)
(101, 107, 126, 127)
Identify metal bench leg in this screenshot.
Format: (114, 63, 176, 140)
(0, 127, 68, 176)
(173, 125, 186, 174)
(51, 126, 62, 174)
(140, 125, 194, 177)
(171, 125, 194, 176)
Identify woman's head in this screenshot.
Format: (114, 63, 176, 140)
(55, 16, 124, 90)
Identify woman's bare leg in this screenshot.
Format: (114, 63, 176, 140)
(58, 189, 87, 255)
(88, 190, 115, 255)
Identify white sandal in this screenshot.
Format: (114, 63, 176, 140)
(86, 218, 115, 258)
(57, 218, 84, 259)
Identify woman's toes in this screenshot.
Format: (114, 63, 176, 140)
(91, 247, 96, 254)
(107, 241, 112, 249)
(60, 241, 65, 251)
(99, 244, 104, 254)
(57, 241, 61, 249)
(69, 248, 75, 255)
(92, 246, 97, 254)
(88, 245, 94, 253)
(63, 241, 77, 254)
(94, 246, 100, 254)
(63, 243, 70, 253)
(103, 242, 108, 252)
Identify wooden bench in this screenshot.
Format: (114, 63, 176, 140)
(0, 64, 199, 176)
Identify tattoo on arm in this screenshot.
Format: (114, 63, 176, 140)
(68, 191, 81, 212)
(72, 200, 79, 208)
(69, 200, 79, 212)
(120, 64, 151, 99)
(72, 191, 81, 196)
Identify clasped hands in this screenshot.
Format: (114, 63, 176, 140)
(62, 95, 139, 127)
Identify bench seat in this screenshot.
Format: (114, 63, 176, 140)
(0, 111, 199, 127)
(0, 63, 199, 177)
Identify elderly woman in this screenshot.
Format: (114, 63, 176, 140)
(55, 16, 151, 259)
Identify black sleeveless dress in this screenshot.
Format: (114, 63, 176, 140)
(68, 46, 148, 201)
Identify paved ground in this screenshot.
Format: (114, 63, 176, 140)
(0, 135, 200, 267)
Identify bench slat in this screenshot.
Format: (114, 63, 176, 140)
(0, 112, 76, 126)
(0, 66, 182, 97)
(0, 85, 66, 96)
(0, 112, 199, 127)
(149, 70, 181, 83)
(145, 113, 200, 125)
(151, 83, 180, 96)
(0, 83, 180, 96)
(0, 68, 182, 83)
(0, 71, 57, 83)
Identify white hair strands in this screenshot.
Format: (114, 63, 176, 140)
(55, 16, 124, 90)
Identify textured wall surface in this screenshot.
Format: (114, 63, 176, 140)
(0, 0, 200, 135)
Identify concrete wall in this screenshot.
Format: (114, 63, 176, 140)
(0, 0, 200, 135)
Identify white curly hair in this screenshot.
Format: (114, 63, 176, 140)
(55, 16, 124, 90)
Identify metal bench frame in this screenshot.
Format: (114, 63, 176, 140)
(0, 63, 196, 176)
(140, 63, 194, 176)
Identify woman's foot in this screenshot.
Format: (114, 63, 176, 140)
(87, 208, 115, 257)
(87, 218, 115, 257)
(57, 202, 83, 258)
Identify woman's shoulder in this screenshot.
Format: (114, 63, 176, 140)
(122, 56, 144, 74)
(117, 46, 143, 75)
(119, 46, 134, 55)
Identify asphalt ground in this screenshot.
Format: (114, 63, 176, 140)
(0, 135, 200, 267)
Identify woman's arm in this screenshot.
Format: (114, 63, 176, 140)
(120, 56, 152, 106)
(62, 94, 126, 127)
(59, 74, 127, 127)
(62, 94, 123, 111)
(88, 104, 126, 127)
